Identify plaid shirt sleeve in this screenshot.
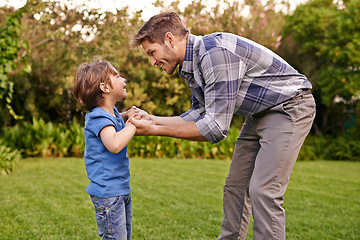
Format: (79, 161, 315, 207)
(194, 47, 246, 143)
(180, 94, 205, 122)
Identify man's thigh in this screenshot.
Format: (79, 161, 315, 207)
(250, 93, 316, 193)
(226, 115, 260, 187)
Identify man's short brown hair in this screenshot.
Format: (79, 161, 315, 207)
(73, 58, 118, 111)
(131, 12, 189, 49)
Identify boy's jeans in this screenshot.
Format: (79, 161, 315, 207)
(91, 194, 132, 240)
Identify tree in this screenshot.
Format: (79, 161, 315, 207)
(0, 0, 290, 130)
(155, 0, 287, 50)
(280, 0, 360, 136)
(2, 1, 140, 125)
(84, 7, 193, 117)
(0, 6, 28, 126)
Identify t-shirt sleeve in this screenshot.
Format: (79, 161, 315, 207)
(89, 115, 116, 138)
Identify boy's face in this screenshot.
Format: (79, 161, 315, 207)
(109, 74, 127, 100)
(142, 39, 179, 75)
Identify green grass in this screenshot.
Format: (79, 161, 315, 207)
(0, 158, 359, 239)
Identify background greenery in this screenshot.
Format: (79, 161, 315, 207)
(0, 0, 359, 174)
(0, 0, 359, 134)
(0, 158, 359, 239)
(0, 118, 359, 172)
(0, 1, 358, 238)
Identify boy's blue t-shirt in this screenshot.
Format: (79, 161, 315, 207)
(84, 107, 130, 198)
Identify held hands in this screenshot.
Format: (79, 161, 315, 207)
(126, 106, 153, 121)
(126, 106, 156, 136)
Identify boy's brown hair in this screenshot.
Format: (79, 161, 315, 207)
(131, 12, 188, 49)
(73, 58, 118, 111)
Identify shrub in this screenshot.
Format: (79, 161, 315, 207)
(0, 142, 22, 175)
(297, 134, 327, 161)
(325, 137, 360, 161)
(128, 126, 239, 160)
(1, 118, 359, 161)
(68, 119, 85, 157)
(1, 118, 83, 158)
(297, 134, 360, 161)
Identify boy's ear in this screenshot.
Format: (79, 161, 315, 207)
(99, 83, 110, 93)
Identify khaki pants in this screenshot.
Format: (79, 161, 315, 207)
(218, 92, 316, 240)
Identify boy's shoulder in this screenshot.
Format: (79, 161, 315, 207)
(86, 107, 114, 119)
(85, 107, 123, 129)
(85, 107, 112, 125)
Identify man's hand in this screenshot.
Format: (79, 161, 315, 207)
(130, 117, 156, 136)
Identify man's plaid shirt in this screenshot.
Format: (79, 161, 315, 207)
(179, 33, 312, 143)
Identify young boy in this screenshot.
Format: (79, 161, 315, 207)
(73, 58, 137, 240)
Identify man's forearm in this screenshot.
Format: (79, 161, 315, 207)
(132, 116, 207, 141)
(151, 115, 186, 126)
(153, 120, 207, 141)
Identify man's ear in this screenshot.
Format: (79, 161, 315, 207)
(100, 83, 110, 93)
(164, 32, 175, 48)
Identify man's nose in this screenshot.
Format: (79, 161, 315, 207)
(150, 57, 156, 66)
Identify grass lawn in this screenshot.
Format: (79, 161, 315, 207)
(0, 158, 359, 239)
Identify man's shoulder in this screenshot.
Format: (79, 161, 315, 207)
(196, 32, 243, 55)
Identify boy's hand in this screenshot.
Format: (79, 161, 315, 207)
(128, 106, 152, 121)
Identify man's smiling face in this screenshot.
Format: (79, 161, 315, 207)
(141, 39, 179, 75)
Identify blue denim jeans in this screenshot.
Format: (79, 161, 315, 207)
(90, 194, 132, 240)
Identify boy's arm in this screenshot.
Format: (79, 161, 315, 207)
(100, 123, 136, 154)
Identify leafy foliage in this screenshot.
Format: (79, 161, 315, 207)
(2, 118, 84, 158)
(1, 0, 359, 162)
(325, 137, 360, 161)
(0, 142, 22, 175)
(0, 6, 28, 123)
(1, 118, 359, 162)
(0, 0, 289, 128)
(128, 125, 239, 160)
(280, 0, 360, 135)
(0, 117, 237, 159)
(156, 0, 286, 50)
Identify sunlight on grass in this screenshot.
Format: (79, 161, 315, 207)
(0, 158, 359, 239)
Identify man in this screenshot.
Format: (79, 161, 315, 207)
(130, 12, 315, 240)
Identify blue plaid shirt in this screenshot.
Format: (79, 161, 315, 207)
(179, 33, 312, 143)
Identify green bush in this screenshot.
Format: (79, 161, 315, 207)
(1, 118, 359, 161)
(297, 134, 360, 161)
(67, 119, 85, 157)
(1, 118, 83, 158)
(0, 142, 22, 175)
(325, 137, 360, 161)
(297, 134, 327, 161)
(128, 126, 239, 160)
(0, 117, 239, 159)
